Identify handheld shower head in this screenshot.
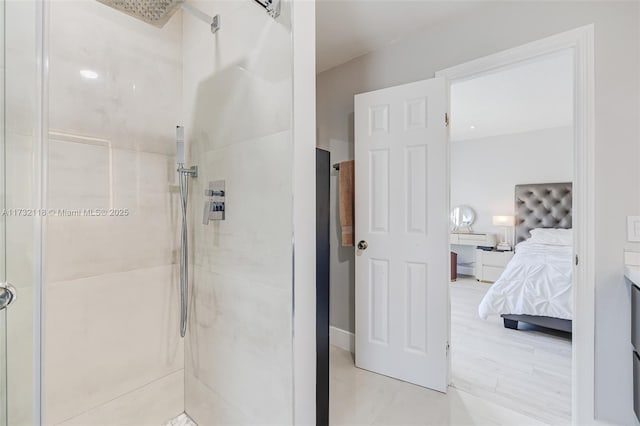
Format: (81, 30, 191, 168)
(176, 125, 185, 165)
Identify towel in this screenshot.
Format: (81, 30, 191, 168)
(339, 160, 355, 246)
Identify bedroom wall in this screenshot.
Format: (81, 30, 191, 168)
(451, 125, 574, 262)
(315, 2, 640, 424)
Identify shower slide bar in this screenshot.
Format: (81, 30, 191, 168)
(176, 126, 197, 338)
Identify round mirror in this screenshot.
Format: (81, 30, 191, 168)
(450, 205, 476, 232)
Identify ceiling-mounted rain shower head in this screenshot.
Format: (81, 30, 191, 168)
(97, 0, 183, 28)
(97, 0, 221, 33)
(98, 0, 279, 34)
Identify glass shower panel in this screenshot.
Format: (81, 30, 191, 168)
(2, 0, 42, 424)
(43, 2, 184, 424)
(43, 0, 296, 423)
(182, 1, 294, 424)
(0, 0, 6, 422)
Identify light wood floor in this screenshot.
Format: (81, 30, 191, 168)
(450, 277, 572, 425)
(330, 345, 549, 426)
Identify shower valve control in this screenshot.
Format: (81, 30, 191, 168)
(203, 180, 225, 224)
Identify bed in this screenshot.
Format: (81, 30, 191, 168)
(477, 182, 573, 333)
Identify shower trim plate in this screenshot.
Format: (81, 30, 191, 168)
(203, 180, 226, 223)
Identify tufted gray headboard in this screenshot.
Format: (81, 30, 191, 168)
(514, 182, 572, 244)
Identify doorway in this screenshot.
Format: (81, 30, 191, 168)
(447, 49, 575, 424)
(437, 26, 595, 423)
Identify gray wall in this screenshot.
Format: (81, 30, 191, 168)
(316, 137, 355, 333)
(316, 2, 640, 424)
(451, 126, 574, 245)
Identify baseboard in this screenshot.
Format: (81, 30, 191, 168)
(330, 326, 355, 353)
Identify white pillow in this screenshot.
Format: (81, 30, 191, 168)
(528, 228, 573, 246)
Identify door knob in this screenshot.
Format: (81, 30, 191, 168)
(357, 240, 368, 250)
(0, 282, 16, 311)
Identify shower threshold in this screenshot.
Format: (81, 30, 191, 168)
(166, 412, 197, 426)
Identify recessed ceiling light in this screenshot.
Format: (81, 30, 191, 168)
(80, 69, 99, 80)
(469, 125, 476, 130)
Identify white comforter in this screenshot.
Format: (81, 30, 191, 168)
(478, 241, 573, 320)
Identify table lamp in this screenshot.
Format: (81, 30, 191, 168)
(492, 215, 514, 251)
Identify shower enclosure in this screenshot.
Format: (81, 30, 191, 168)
(0, 0, 303, 424)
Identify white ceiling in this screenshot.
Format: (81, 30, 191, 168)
(315, 1, 484, 73)
(315, 2, 573, 139)
(450, 49, 574, 141)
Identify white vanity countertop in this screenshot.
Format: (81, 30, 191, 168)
(625, 265, 640, 288)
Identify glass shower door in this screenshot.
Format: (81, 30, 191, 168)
(0, 0, 7, 421)
(0, 198, 7, 426)
(0, 229, 6, 426)
(0, 0, 42, 424)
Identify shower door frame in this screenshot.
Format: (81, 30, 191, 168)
(33, 0, 46, 422)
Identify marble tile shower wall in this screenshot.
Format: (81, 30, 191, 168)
(43, 2, 184, 425)
(182, 1, 294, 424)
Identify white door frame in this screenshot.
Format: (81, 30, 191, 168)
(436, 24, 595, 426)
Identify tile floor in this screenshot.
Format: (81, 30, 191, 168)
(330, 346, 548, 426)
(166, 413, 196, 426)
(166, 278, 571, 426)
(329, 277, 572, 426)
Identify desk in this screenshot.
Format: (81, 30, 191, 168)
(450, 232, 496, 247)
(450, 233, 496, 276)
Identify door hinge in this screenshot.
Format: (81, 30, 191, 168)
(445, 113, 450, 127)
(575, 254, 579, 266)
(446, 341, 450, 358)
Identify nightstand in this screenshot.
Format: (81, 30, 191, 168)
(475, 249, 514, 283)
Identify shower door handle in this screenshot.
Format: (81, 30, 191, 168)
(0, 282, 17, 311)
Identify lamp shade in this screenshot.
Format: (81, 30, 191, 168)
(492, 215, 514, 227)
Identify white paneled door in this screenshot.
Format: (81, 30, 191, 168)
(354, 78, 449, 392)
